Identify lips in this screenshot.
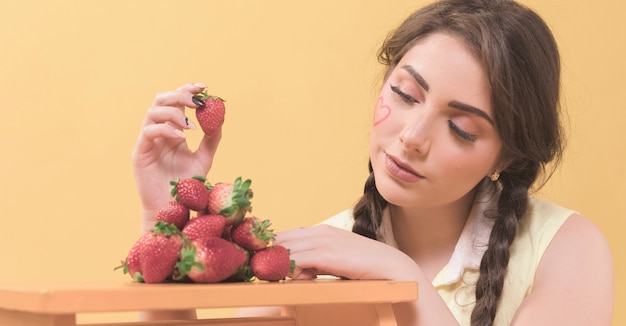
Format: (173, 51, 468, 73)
(385, 154, 424, 183)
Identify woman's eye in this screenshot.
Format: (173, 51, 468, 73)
(390, 85, 418, 104)
(447, 120, 477, 142)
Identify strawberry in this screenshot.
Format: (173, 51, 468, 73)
(250, 245, 295, 282)
(181, 214, 226, 241)
(155, 200, 190, 230)
(231, 216, 275, 251)
(170, 176, 210, 211)
(115, 232, 149, 282)
(207, 177, 253, 225)
(139, 221, 184, 284)
(177, 237, 248, 283)
(193, 90, 225, 137)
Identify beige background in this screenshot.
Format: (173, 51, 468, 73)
(0, 0, 623, 324)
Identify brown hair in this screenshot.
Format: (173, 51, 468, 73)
(352, 0, 564, 325)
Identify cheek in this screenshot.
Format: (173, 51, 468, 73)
(372, 96, 392, 127)
(436, 146, 497, 187)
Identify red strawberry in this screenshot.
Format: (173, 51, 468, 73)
(231, 216, 275, 251)
(177, 237, 248, 283)
(115, 232, 149, 282)
(250, 245, 295, 282)
(193, 91, 225, 137)
(181, 214, 226, 241)
(170, 176, 210, 211)
(155, 201, 190, 230)
(139, 222, 184, 284)
(207, 177, 253, 225)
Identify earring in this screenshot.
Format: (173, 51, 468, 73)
(490, 171, 500, 182)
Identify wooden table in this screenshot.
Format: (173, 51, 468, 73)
(0, 279, 418, 326)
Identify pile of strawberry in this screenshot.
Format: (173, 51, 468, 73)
(116, 176, 295, 284)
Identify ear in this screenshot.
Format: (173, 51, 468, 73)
(492, 153, 514, 175)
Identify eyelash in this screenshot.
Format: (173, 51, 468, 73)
(390, 85, 418, 103)
(391, 84, 477, 142)
(448, 120, 477, 142)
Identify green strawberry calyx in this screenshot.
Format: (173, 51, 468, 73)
(114, 260, 146, 283)
(194, 90, 225, 103)
(252, 218, 276, 243)
(174, 238, 204, 281)
(290, 259, 296, 274)
(232, 251, 254, 282)
(218, 177, 253, 217)
(150, 221, 182, 237)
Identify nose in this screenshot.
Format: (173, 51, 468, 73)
(399, 108, 433, 154)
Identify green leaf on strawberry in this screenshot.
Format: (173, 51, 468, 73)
(207, 177, 253, 225)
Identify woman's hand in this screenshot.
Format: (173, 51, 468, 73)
(274, 224, 420, 281)
(131, 83, 222, 232)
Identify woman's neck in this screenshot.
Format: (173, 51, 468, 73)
(389, 189, 477, 280)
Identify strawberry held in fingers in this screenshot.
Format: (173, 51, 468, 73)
(193, 90, 225, 137)
(250, 245, 295, 282)
(155, 201, 190, 230)
(231, 216, 275, 251)
(170, 176, 210, 211)
(207, 177, 253, 225)
(139, 222, 185, 284)
(177, 237, 249, 283)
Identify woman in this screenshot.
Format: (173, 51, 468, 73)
(132, 0, 613, 324)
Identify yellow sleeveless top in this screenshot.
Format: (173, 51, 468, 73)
(319, 197, 574, 325)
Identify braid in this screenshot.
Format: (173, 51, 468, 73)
(470, 167, 536, 325)
(352, 162, 387, 240)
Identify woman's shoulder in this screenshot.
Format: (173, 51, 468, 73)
(523, 198, 612, 270)
(535, 200, 612, 270)
(515, 198, 608, 261)
(523, 197, 575, 226)
(520, 197, 613, 297)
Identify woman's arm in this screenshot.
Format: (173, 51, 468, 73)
(132, 83, 222, 320)
(273, 224, 460, 325)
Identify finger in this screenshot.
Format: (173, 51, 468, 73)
(274, 227, 333, 253)
(143, 106, 196, 130)
(273, 227, 315, 244)
(275, 224, 344, 242)
(140, 123, 187, 141)
(153, 82, 207, 108)
(289, 266, 317, 280)
(134, 124, 186, 154)
(287, 248, 328, 268)
(194, 130, 222, 166)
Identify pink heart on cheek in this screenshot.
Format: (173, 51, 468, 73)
(373, 96, 391, 127)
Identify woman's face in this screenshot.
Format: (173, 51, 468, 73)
(370, 32, 503, 209)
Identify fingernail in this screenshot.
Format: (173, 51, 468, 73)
(185, 117, 196, 130)
(193, 82, 206, 88)
(192, 96, 205, 108)
(174, 129, 186, 138)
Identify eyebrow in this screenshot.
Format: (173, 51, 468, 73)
(448, 100, 494, 125)
(401, 65, 429, 91)
(401, 64, 494, 125)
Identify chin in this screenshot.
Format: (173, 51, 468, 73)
(373, 172, 415, 207)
